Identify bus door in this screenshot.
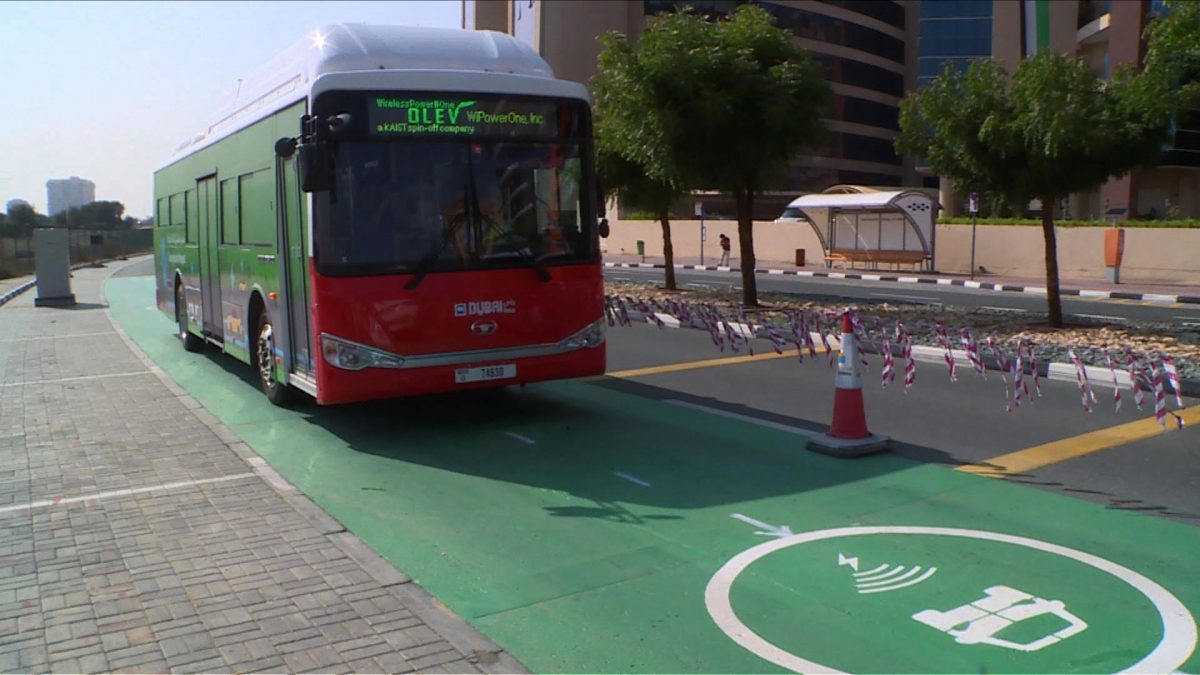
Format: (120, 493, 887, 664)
(277, 155, 313, 374)
(197, 176, 221, 336)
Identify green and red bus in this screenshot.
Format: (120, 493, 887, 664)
(154, 24, 607, 405)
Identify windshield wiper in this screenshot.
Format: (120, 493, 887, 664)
(402, 230, 455, 291)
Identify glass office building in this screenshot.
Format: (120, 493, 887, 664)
(917, 0, 993, 89)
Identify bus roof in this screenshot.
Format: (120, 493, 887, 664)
(166, 24, 573, 165)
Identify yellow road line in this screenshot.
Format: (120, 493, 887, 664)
(605, 349, 807, 379)
(958, 406, 1199, 478)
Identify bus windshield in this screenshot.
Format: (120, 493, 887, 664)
(313, 97, 596, 277)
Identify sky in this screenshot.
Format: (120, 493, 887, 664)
(0, 1, 462, 219)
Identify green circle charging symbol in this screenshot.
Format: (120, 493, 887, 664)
(705, 526, 1196, 674)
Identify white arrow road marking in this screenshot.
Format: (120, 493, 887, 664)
(730, 513, 795, 538)
(612, 471, 652, 487)
(505, 432, 535, 445)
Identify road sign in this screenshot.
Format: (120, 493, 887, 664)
(707, 525, 1196, 674)
(695, 201, 704, 217)
(969, 192, 979, 215)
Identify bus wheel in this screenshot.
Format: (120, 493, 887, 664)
(176, 283, 204, 353)
(254, 312, 294, 406)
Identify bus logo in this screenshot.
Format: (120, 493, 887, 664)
(455, 300, 517, 317)
(471, 320, 499, 336)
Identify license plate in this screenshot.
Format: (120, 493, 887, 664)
(455, 364, 516, 384)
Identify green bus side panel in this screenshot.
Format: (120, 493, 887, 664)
(152, 100, 309, 372)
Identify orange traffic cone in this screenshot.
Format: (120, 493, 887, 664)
(808, 311, 889, 457)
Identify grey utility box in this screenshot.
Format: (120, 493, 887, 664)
(33, 228, 76, 307)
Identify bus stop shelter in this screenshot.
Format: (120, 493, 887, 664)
(779, 187, 938, 270)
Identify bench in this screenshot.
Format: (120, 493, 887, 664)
(825, 248, 928, 271)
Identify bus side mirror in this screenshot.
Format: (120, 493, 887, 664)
(274, 137, 297, 158)
(298, 143, 334, 193)
(595, 180, 609, 237)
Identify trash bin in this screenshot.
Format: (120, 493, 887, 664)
(794, 248, 806, 266)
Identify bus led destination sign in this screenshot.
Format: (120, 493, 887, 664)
(369, 96, 557, 137)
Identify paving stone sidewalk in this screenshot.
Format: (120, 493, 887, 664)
(0, 264, 524, 674)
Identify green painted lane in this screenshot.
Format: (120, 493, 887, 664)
(107, 275, 1200, 674)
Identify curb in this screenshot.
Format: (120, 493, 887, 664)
(0, 257, 135, 309)
(603, 262, 1200, 305)
(0, 279, 36, 307)
(625, 309, 1200, 399)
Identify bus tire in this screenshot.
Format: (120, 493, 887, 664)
(254, 311, 294, 407)
(176, 282, 204, 353)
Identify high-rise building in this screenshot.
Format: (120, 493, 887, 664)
(5, 198, 31, 214)
(465, 0, 1197, 219)
(46, 176, 95, 217)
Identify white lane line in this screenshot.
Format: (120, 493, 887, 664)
(612, 471, 652, 487)
(979, 306, 1028, 313)
(872, 292, 940, 302)
(684, 283, 713, 290)
(0, 473, 257, 515)
(0, 371, 153, 388)
(1172, 316, 1200, 323)
(1075, 313, 1124, 322)
(505, 432, 536, 445)
(0, 331, 114, 342)
(665, 400, 817, 437)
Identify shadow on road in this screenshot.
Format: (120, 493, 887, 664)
(200, 347, 929, 516)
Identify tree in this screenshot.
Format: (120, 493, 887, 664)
(57, 201, 127, 230)
(1145, 0, 1200, 108)
(896, 54, 1174, 327)
(592, 5, 831, 306)
(595, 148, 684, 289)
(593, 31, 685, 290)
(1, 203, 47, 237)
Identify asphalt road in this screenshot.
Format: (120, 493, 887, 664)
(600, 318, 1200, 525)
(606, 267, 1200, 325)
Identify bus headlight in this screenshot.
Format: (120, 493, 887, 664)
(559, 317, 606, 350)
(320, 333, 405, 370)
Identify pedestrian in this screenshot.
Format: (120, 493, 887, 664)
(718, 233, 731, 266)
